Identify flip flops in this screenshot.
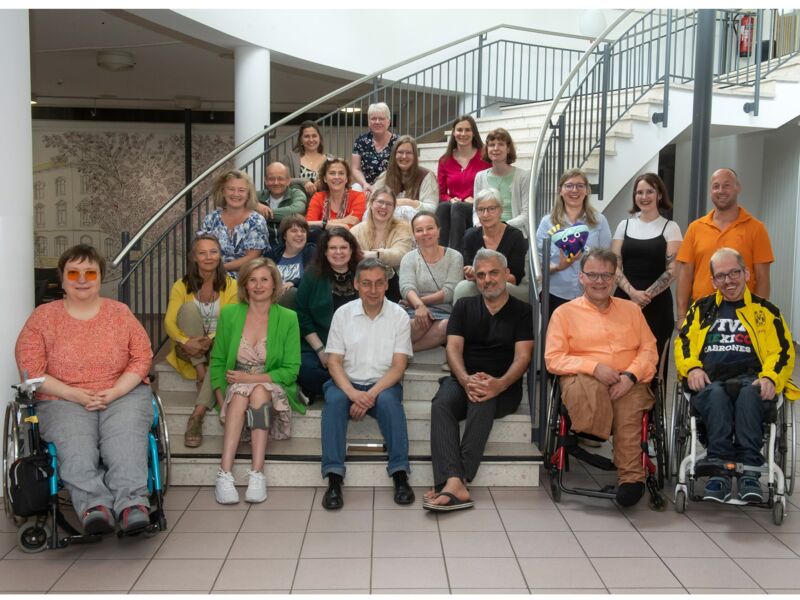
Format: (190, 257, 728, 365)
(422, 491, 475, 512)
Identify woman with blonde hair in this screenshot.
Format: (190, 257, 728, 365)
(535, 168, 611, 316)
(198, 169, 268, 276)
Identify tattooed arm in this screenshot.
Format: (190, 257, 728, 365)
(645, 239, 682, 298)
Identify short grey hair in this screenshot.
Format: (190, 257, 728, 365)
(355, 256, 392, 280)
(709, 247, 745, 275)
(473, 248, 507, 270)
(474, 187, 501, 208)
(368, 102, 391, 120)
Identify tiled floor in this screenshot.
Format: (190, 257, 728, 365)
(3, 464, 800, 594)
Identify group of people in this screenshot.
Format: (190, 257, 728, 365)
(12, 100, 797, 531)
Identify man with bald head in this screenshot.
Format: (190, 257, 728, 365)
(675, 168, 774, 330)
(257, 161, 308, 246)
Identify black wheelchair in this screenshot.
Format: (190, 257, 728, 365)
(543, 369, 669, 510)
(2, 377, 170, 552)
(670, 379, 795, 525)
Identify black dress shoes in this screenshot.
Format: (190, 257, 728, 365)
(392, 471, 415, 505)
(322, 473, 344, 510)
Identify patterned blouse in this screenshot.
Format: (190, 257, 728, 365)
(15, 299, 153, 401)
(198, 209, 269, 277)
(352, 131, 398, 185)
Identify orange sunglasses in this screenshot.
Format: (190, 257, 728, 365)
(65, 269, 99, 282)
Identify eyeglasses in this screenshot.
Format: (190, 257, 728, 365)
(476, 205, 500, 214)
(581, 271, 614, 282)
(563, 183, 587, 191)
(395, 150, 415, 157)
(373, 200, 394, 207)
(65, 269, 99, 282)
(712, 268, 743, 283)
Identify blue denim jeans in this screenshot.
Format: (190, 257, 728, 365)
(691, 375, 773, 466)
(320, 380, 410, 478)
(299, 350, 330, 397)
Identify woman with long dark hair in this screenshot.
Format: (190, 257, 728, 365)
(280, 120, 331, 197)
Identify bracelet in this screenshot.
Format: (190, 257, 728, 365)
(621, 371, 637, 384)
(314, 344, 325, 354)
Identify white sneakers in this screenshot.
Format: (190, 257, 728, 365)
(214, 468, 267, 504)
(245, 469, 268, 503)
(215, 469, 239, 504)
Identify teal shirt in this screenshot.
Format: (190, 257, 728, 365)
(487, 172, 515, 222)
(209, 302, 304, 415)
(295, 269, 334, 353)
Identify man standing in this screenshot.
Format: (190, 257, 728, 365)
(545, 248, 658, 507)
(257, 161, 308, 246)
(424, 249, 534, 511)
(675, 247, 798, 502)
(675, 168, 774, 328)
(320, 258, 414, 509)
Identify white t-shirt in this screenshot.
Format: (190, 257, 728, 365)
(613, 214, 683, 242)
(326, 298, 413, 385)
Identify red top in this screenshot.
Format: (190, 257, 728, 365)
(306, 189, 366, 227)
(437, 150, 491, 202)
(15, 299, 153, 400)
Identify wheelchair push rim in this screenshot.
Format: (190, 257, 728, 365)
(2, 402, 23, 519)
(153, 393, 171, 496)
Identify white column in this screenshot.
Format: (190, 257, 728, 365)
(234, 45, 270, 172)
(0, 11, 34, 414)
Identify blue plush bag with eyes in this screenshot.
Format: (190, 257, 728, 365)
(548, 223, 590, 259)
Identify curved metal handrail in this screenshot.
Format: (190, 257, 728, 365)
(525, 9, 635, 295)
(112, 22, 610, 268)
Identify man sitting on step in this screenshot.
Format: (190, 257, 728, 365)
(424, 249, 534, 511)
(545, 247, 658, 507)
(320, 257, 415, 509)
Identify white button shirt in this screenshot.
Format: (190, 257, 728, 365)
(326, 298, 413, 385)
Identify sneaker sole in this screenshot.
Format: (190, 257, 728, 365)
(215, 494, 240, 504)
(739, 492, 764, 503)
(84, 519, 115, 535)
(702, 494, 731, 503)
(245, 493, 267, 503)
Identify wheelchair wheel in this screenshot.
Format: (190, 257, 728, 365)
(2, 402, 23, 519)
(152, 394, 171, 495)
(668, 382, 689, 482)
(786, 401, 796, 496)
(17, 521, 50, 553)
(675, 488, 687, 513)
(548, 467, 562, 503)
(773, 500, 785, 526)
(542, 381, 560, 465)
(651, 386, 668, 489)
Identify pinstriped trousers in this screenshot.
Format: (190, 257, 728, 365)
(430, 375, 522, 488)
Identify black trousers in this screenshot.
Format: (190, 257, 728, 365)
(430, 375, 522, 488)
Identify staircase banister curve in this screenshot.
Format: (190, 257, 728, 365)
(111, 22, 611, 268)
(526, 9, 635, 294)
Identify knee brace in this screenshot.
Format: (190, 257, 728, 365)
(246, 405, 270, 430)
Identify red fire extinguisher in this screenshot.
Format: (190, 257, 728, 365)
(739, 14, 754, 57)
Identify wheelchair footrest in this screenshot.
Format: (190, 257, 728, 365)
(565, 443, 617, 471)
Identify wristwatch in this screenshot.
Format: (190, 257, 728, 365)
(621, 371, 637, 384)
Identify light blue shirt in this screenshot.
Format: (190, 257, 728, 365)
(536, 212, 612, 300)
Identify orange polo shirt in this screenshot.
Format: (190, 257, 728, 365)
(545, 295, 658, 383)
(676, 206, 774, 301)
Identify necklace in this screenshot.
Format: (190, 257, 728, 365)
(197, 290, 218, 336)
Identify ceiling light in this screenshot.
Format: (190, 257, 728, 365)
(30, 97, 38, 105)
(341, 107, 361, 113)
(97, 51, 135, 72)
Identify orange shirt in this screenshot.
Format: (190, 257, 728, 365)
(306, 189, 366, 227)
(545, 295, 658, 383)
(676, 206, 774, 301)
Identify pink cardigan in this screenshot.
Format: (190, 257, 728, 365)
(437, 151, 491, 202)
(15, 299, 153, 400)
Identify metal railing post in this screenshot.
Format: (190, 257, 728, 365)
(183, 108, 193, 257)
(652, 10, 673, 127)
(556, 114, 565, 180)
(535, 234, 552, 448)
(476, 33, 486, 117)
(744, 9, 764, 115)
(119, 231, 131, 306)
(597, 43, 611, 200)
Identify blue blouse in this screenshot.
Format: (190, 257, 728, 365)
(198, 209, 269, 277)
(536, 212, 612, 300)
(352, 131, 397, 185)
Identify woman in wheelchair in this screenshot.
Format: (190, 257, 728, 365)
(14, 244, 154, 535)
(675, 247, 799, 504)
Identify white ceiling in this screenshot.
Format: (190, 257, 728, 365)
(29, 9, 358, 112)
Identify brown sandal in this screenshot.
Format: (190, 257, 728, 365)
(184, 415, 204, 448)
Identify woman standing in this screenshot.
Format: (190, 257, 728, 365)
(372, 135, 439, 220)
(305, 158, 366, 232)
(165, 235, 239, 448)
(536, 168, 612, 317)
(351, 102, 397, 198)
(399, 211, 464, 351)
(210, 258, 302, 505)
(280, 121, 330, 197)
(199, 170, 268, 276)
(472, 128, 531, 237)
(436, 115, 491, 253)
(295, 227, 363, 402)
(611, 172, 682, 371)
(351, 188, 413, 301)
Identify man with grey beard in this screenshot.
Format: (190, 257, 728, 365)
(424, 248, 534, 511)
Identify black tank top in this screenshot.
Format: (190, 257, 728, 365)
(619, 218, 669, 290)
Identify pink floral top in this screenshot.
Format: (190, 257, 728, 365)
(15, 299, 153, 400)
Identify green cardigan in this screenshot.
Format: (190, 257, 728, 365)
(295, 269, 335, 353)
(210, 302, 305, 415)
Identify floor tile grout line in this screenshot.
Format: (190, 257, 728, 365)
(288, 488, 317, 593)
(432, 496, 453, 594)
(492, 487, 541, 593)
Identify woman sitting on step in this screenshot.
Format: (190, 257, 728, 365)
(210, 258, 303, 505)
(165, 234, 239, 449)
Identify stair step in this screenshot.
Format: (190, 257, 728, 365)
(168, 437, 542, 487)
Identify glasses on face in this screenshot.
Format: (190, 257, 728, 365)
(476, 205, 500, 214)
(581, 271, 614, 282)
(712, 268, 743, 284)
(373, 199, 394, 208)
(65, 269, 99, 282)
(395, 150, 415, 157)
(563, 183, 587, 191)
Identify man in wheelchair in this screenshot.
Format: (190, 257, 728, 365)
(546, 248, 659, 507)
(675, 247, 798, 503)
